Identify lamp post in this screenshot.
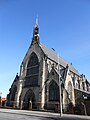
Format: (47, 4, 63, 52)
(58, 55, 62, 117)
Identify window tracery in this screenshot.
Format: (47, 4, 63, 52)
(25, 52, 39, 86)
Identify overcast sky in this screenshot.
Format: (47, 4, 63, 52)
(0, 0, 90, 97)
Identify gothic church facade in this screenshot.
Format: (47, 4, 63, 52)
(7, 19, 90, 112)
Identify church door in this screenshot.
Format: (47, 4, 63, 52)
(23, 89, 36, 110)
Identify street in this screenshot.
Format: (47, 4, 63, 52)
(0, 112, 49, 120)
(0, 109, 90, 120)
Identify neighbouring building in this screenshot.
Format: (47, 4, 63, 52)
(6, 18, 90, 113)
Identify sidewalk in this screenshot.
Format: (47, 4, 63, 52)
(0, 108, 90, 119)
(0, 108, 60, 119)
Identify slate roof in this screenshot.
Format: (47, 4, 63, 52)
(40, 43, 79, 76)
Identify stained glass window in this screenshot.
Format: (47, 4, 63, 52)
(25, 52, 39, 86)
(49, 80, 59, 101)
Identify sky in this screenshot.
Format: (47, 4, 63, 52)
(0, 0, 90, 98)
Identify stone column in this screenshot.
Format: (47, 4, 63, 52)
(20, 100, 23, 110)
(41, 58, 46, 109)
(84, 81, 87, 91)
(13, 101, 16, 108)
(29, 100, 32, 110)
(15, 80, 23, 108)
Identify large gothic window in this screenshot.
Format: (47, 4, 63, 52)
(25, 52, 39, 87)
(49, 80, 59, 101)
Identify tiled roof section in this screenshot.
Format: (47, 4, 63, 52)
(40, 43, 79, 76)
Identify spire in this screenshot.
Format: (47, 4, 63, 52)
(33, 16, 39, 36)
(31, 16, 40, 45)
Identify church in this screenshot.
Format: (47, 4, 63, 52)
(7, 18, 90, 113)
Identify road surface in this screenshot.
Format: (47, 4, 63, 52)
(0, 108, 90, 120)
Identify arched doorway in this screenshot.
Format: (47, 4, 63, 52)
(23, 89, 36, 110)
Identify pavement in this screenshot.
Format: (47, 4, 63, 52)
(0, 108, 90, 120)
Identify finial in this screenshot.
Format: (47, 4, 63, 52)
(66, 64, 69, 68)
(34, 15, 38, 28)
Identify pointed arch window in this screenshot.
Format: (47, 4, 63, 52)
(49, 80, 59, 101)
(25, 52, 39, 86)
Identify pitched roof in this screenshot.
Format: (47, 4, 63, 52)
(40, 43, 79, 76)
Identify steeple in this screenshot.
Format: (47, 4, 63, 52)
(31, 16, 40, 45)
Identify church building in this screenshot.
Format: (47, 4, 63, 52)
(7, 18, 90, 113)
